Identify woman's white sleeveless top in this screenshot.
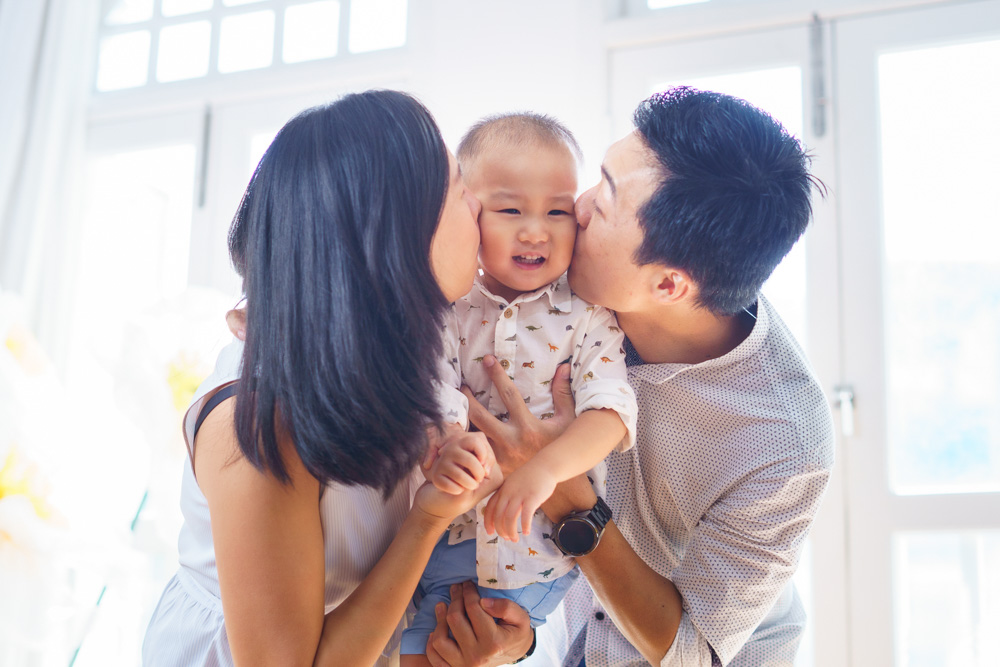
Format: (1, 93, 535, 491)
(142, 340, 422, 666)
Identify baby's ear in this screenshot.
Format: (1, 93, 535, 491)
(225, 308, 247, 341)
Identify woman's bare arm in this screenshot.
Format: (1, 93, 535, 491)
(196, 397, 499, 666)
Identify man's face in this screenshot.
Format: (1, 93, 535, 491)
(568, 132, 662, 313)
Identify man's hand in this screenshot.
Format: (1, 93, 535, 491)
(460, 356, 575, 475)
(425, 582, 534, 667)
(482, 462, 557, 540)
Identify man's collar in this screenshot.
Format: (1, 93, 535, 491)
(625, 295, 771, 383)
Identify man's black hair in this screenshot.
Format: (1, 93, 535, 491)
(633, 86, 822, 315)
(227, 90, 450, 495)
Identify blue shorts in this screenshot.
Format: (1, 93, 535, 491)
(400, 532, 579, 655)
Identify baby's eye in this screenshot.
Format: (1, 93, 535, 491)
(549, 209, 571, 216)
(499, 208, 521, 215)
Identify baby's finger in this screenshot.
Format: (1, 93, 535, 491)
(422, 443, 440, 470)
(503, 503, 521, 543)
(465, 433, 495, 472)
(522, 504, 534, 536)
(482, 493, 497, 535)
(432, 474, 464, 495)
(446, 449, 487, 484)
(490, 493, 511, 538)
(443, 464, 481, 492)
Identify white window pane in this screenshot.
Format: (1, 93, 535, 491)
(96, 31, 150, 91)
(81, 146, 196, 306)
(879, 40, 1000, 495)
(283, 1, 339, 64)
(104, 0, 154, 25)
(218, 10, 275, 72)
(651, 67, 808, 349)
(249, 132, 277, 178)
(894, 531, 1000, 667)
(161, 0, 213, 17)
(648, 0, 710, 8)
(349, 0, 406, 53)
(222, 0, 265, 5)
(156, 21, 211, 82)
(65, 143, 233, 665)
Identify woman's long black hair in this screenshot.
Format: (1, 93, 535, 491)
(227, 90, 450, 494)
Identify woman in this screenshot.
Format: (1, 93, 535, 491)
(143, 90, 496, 666)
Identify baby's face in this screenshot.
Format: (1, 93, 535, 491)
(464, 142, 578, 303)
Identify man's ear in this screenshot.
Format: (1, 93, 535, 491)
(651, 267, 696, 307)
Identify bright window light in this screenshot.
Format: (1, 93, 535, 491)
(648, 0, 711, 9)
(218, 10, 275, 73)
(96, 31, 151, 91)
(222, 0, 265, 5)
(103, 0, 154, 25)
(349, 0, 407, 54)
(157, 21, 212, 82)
(161, 0, 214, 17)
(879, 39, 1000, 496)
(283, 1, 340, 64)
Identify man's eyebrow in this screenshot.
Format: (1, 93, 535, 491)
(601, 165, 617, 199)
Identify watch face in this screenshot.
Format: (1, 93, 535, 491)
(558, 519, 596, 554)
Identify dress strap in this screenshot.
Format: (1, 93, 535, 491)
(194, 382, 239, 440)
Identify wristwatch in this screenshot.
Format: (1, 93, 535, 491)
(552, 496, 612, 557)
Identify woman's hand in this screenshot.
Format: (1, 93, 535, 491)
(460, 355, 575, 475)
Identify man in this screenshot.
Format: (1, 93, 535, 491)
(425, 87, 835, 666)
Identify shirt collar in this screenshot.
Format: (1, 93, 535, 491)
(472, 272, 574, 312)
(626, 294, 772, 384)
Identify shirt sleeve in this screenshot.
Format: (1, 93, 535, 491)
(660, 611, 715, 666)
(435, 307, 468, 429)
(569, 305, 638, 452)
(667, 451, 832, 665)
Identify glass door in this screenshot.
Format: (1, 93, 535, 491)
(610, 22, 845, 667)
(834, 2, 1000, 665)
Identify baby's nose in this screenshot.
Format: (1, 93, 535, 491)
(517, 219, 549, 244)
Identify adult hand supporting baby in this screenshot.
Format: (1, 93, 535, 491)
(425, 582, 533, 667)
(460, 355, 574, 476)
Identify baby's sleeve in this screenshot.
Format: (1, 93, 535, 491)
(436, 306, 469, 429)
(570, 305, 638, 452)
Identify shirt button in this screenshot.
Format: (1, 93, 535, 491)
(595, 612, 605, 620)
(504, 308, 513, 318)
(499, 359, 511, 370)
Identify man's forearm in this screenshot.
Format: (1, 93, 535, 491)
(544, 479, 684, 665)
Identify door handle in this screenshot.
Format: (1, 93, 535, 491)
(834, 385, 855, 437)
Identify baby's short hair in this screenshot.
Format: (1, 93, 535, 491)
(457, 112, 583, 167)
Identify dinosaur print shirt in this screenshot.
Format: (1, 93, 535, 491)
(437, 272, 638, 590)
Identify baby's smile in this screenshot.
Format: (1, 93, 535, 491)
(513, 253, 546, 268)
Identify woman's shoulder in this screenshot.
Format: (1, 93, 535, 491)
(182, 339, 244, 455)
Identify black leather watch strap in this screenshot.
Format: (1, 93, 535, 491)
(511, 627, 537, 664)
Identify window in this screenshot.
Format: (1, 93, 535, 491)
(94, 0, 408, 91)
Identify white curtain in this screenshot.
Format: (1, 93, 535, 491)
(0, 0, 99, 368)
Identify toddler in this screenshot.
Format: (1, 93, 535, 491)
(400, 113, 638, 664)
